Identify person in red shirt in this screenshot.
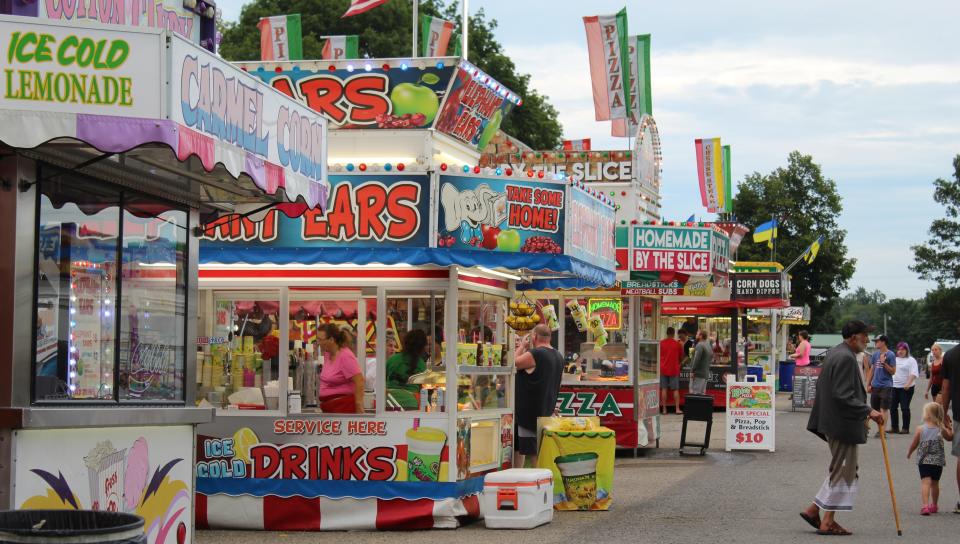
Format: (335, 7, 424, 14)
(660, 327, 683, 414)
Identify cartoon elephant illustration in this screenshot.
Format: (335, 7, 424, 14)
(440, 183, 507, 245)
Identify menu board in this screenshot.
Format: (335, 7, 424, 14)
(725, 378, 775, 452)
(791, 366, 821, 410)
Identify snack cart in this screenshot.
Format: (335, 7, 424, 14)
(0, 7, 330, 544)
(662, 264, 788, 408)
(189, 57, 617, 531)
(501, 117, 665, 450)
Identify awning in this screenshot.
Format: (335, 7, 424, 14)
(662, 298, 788, 315)
(0, 17, 328, 208)
(200, 247, 616, 288)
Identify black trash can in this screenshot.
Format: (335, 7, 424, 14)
(680, 394, 715, 455)
(0, 510, 145, 543)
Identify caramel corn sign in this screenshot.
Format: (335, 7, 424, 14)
(0, 19, 162, 118)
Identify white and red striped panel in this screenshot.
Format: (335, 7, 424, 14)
(196, 493, 481, 531)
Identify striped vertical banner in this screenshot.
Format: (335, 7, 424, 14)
(258, 14, 303, 61)
(583, 8, 631, 121)
(722, 145, 732, 212)
(420, 15, 456, 56)
(321, 35, 360, 60)
(695, 138, 723, 212)
(612, 34, 652, 137)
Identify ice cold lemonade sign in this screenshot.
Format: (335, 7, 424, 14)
(0, 19, 162, 118)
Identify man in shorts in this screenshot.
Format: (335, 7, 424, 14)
(867, 334, 896, 437)
(939, 343, 960, 513)
(660, 327, 683, 414)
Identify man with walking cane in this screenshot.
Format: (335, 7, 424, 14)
(801, 321, 884, 535)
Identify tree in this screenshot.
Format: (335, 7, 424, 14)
(218, 0, 562, 149)
(911, 155, 960, 286)
(733, 152, 856, 332)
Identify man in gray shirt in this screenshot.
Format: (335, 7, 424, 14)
(689, 330, 713, 395)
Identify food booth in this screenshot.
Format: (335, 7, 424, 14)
(0, 6, 331, 544)
(484, 117, 664, 450)
(190, 55, 617, 530)
(662, 262, 789, 408)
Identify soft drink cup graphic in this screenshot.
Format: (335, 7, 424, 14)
(406, 427, 447, 482)
(555, 452, 599, 509)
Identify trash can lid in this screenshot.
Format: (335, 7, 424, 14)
(0, 510, 144, 542)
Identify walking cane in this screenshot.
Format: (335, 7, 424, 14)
(878, 423, 903, 536)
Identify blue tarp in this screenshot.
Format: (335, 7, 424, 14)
(196, 476, 485, 501)
(200, 246, 616, 288)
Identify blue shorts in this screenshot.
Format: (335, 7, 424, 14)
(660, 375, 679, 390)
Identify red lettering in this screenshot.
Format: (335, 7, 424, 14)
(343, 75, 390, 123)
(279, 444, 308, 479)
(305, 420, 317, 434)
(366, 447, 396, 481)
(507, 185, 532, 203)
(251, 444, 281, 478)
(298, 77, 347, 124)
(354, 183, 388, 239)
(343, 447, 366, 480)
(386, 184, 419, 240)
(302, 207, 328, 238)
(274, 420, 285, 434)
(270, 76, 297, 100)
(294, 420, 305, 434)
(319, 446, 342, 479)
(327, 185, 357, 240)
(284, 421, 295, 434)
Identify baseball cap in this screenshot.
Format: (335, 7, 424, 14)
(873, 334, 889, 344)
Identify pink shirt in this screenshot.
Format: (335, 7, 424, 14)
(794, 340, 811, 366)
(320, 348, 360, 398)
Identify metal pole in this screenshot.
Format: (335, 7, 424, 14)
(412, 0, 418, 57)
(461, 0, 468, 60)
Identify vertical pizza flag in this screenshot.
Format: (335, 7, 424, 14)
(258, 14, 303, 61)
(612, 34, 653, 137)
(321, 35, 360, 60)
(583, 8, 631, 121)
(420, 14, 457, 56)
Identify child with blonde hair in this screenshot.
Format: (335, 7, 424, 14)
(907, 402, 955, 514)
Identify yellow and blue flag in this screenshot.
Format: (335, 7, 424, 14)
(804, 235, 824, 264)
(752, 219, 778, 247)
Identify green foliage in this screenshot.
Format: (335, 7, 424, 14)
(827, 286, 960, 354)
(911, 155, 960, 286)
(218, 0, 562, 149)
(733, 152, 856, 332)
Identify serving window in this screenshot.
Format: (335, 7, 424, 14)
(33, 166, 188, 404)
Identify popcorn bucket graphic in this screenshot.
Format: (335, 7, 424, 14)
(85, 442, 127, 513)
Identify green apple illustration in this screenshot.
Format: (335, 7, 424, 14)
(390, 73, 441, 125)
(477, 108, 502, 149)
(496, 229, 521, 252)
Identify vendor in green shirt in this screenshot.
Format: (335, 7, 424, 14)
(386, 329, 428, 400)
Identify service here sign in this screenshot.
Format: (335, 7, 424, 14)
(631, 226, 712, 274)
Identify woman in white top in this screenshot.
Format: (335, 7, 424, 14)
(890, 341, 920, 434)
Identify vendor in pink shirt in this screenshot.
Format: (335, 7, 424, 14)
(317, 323, 365, 414)
(790, 330, 812, 367)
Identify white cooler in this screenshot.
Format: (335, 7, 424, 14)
(482, 468, 554, 529)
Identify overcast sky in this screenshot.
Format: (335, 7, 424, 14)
(220, 0, 960, 300)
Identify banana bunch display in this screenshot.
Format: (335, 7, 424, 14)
(506, 293, 541, 332)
